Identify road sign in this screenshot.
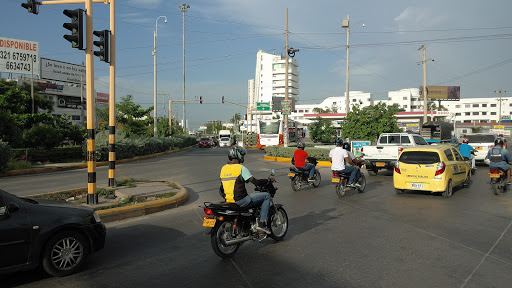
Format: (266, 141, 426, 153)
(281, 99, 292, 115)
(257, 102, 270, 111)
(0, 37, 39, 75)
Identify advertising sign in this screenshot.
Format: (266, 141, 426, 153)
(420, 86, 460, 100)
(257, 102, 270, 111)
(351, 141, 371, 158)
(0, 37, 39, 75)
(281, 99, 292, 115)
(57, 95, 84, 109)
(40, 58, 85, 83)
(490, 129, 510, 136)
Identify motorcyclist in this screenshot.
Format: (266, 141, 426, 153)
(220, 145, 275, 234)
(329, 138, 360, 187)
(293, 142, 315, 182)
(458, 138, 475, 169)
(485, 139, 512, 185)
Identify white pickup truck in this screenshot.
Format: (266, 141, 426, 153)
(363, 133, 430, 175)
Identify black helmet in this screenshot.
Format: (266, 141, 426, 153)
(342, 142, 350, 150)
(228, 145, 247, 163)
(297, 142, 305, 149)
(334, 137, 343, 146)
(495, 138, 505, 146)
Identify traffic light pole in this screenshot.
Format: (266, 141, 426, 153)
(108, 0, 116, 187)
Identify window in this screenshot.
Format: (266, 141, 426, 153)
(403, 97, 407, 100)
(465, 104, 471, 108)
(453, 149, 464, 161)
(400, 136, 411, 144)
(472, 112, 479, 115)
(299, 110, 303, 113)
(367, 98, 370, 101)
(352, 99, 357, 102)
(403, 105, 407, 108)
(72, 115, 80, 120)
(411, 105, 417, 109)
(464, 120, 471, 123)
(399, 151, 440, 164)
(480, 120, 488, 123)
(444, 149, 455, 161)
(482, 112, 487, 115)
(388, 97, 392, 101)
(465, 112, 470, 116)
(482, 104, 487, 107)
(456, 105, 461, 108)
(491, 112, 496, 115)
(491, 104, 497, 107)
(456, 113, 461, 116)
(473, 104, 479, 107)
(413, 136, 428, 145)
(411, 98, 417, 101)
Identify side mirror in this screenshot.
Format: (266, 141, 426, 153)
(0, 206, 6, 216)
(270, 169, 276, 177)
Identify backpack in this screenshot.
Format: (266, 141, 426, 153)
(490, 147, 503, 163)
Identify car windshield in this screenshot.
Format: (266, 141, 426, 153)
(200, 138, 210, 141)
(399, 151, 440, 164)
(220, 137, 230, 141)
(465, 135, 496, 143)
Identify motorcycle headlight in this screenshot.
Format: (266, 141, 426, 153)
(93, 211, 102, 223)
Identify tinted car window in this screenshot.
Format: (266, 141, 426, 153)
(379, 136, 388, 144)
(413, 136, 429, 145)
(453, 149, 464, 161)
(389, 135, 400, 144)
(399, 151, 440, 164)
(401, 136, 411, 144)
(465, 134, 496, 143)
(444, 149, 455, 161)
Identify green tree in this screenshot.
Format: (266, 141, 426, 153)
(23, 125, 63, 149)
(309, 116, 337, 143)
(116, 95, 153, 137)
(341, 103, 402, 141)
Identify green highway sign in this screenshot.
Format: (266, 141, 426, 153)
(257, 102, 270, 111)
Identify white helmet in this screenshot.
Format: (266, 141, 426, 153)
(228, 146, 247, 163)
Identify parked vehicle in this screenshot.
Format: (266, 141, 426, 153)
(202, 169, 288, 258)
(288, 157, 321, 191)
(420, 121, 454, 144)
(0, 189, 106, 277)
(331, 162, 366, 197)
(460, 133, 498, 162)
(364, 133, 429, 176)
(489, 167, 507, 195)
(198, 137, 213, 148)
(393, 145, 471, 198)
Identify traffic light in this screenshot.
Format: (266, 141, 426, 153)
(200, 96, 203, 104)
(63, 9, 84, 50)
(21, 0, 39, 15)
(93, 30, 110, 63)
(222, 96, 224, 104)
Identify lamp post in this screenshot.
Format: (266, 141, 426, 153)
(342, 15, 350, 114)
(178, 3, 190, 132)
(153, 16, 167, 138)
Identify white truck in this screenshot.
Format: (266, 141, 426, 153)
(218, 130, 232, 147)
(363, 133, 429, 175)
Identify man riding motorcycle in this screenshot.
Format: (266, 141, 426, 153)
(220, 145, 275, 234)
(329, 138, 360, 187)
(458, 138, 475, 170)
(293, 142, 315, 182)
(485, 139, 512, 185)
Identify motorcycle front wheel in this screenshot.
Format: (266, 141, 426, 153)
(291, 176, 301, 191)
(211, 221, 240, 258)
(269, 207, 289, 241)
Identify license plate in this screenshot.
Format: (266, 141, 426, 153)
(489, 174, 501, 178)
(203, 218, 216, 227)
(376, 162, 385, 167)
(476, 147, 483, 150)
(288, 173, 296, 177)
(411, 183, 424, 189)
(331, 177, 340, 183)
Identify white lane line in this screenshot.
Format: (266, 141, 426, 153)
(230, 258, 254, 288)
(461, 218, 512, 288)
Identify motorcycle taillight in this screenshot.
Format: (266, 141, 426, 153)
(490, 169, 499, 174)
(204, 208, 213, 215)
(332, 172, 338, 177)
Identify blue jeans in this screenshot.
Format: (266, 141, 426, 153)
(235, 192, 271, 222)
(340, 166, 360, 184)
(300, 163, 315, 178)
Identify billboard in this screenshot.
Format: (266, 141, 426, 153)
(0, 37, 39, 75)
(420, 86, 460, 100)
(40, 58, 85, 83)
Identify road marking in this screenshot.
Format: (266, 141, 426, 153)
(230, 258, 254, 288)
(460, 218, 512, 288)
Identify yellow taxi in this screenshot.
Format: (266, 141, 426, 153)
(393, 145, 471, 198)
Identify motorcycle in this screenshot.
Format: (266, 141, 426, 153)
(203, 169, 288, 258)
(331, 162, 366, 197)
(463, 150, 477, 175)
(288, 157, 321, 191)
(489, 168, 507, 195)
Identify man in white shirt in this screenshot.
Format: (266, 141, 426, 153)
(329, 138, 360, 187)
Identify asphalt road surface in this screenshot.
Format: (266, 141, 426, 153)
(2, 146, 512, 288)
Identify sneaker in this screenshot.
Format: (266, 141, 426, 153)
(354, 183, 361, 188)
(308, 178, 315, 182)
(346, 182, 355, 188)
(255, 222, 271, 234)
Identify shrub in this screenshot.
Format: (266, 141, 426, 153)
(12, 146, 83, 163)
(0, 140, 13, 172)
(22, 125, 64, 150)
(265, 146, 330, 161)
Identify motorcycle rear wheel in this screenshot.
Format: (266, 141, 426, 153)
(336, 181, 346, 197)
(492, 183, 501, 195)
(291, 176, 301, 191)
(312, 170, 321, 187)
(211, 221, 240, 258)
(358, 174, 366, 193)
(269, 207, 288, 241)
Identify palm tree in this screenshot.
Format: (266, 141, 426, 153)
(230, 113, 241, 133)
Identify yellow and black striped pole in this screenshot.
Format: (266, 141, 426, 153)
(108, 0, 116, 187)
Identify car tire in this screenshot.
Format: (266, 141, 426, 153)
(42, 230, 90, 277)
(463, 171, 471, 188)
(443, 180, 453, 198)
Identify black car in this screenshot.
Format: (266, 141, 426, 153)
(0, 189, 106, 277)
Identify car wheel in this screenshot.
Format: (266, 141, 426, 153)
(395, 188, 404, 194)
(463, 171, 471, 188)
(443, 180, 453, 198)
(42, 230, 90, 277)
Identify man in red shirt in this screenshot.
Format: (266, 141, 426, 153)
(293, 142, 315, 181)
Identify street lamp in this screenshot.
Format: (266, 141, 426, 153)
(342, 15, 350, 114)
(178, 3, 190, 132)
(153, 16, 167, 138)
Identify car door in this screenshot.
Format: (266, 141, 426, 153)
(452, 148, 469, 185)
(0, 191, 31, 270)
(443, 148, 459, 184)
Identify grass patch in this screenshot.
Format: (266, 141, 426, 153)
(157, 192, 177, 199)
(97, 188, 116, 197)
(8, 160, 33, 170)
(116, 177, 150, 188)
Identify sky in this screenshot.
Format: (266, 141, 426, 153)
(2, 0, 512, 129)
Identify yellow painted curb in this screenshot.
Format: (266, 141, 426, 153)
(263, 155, 331, 167)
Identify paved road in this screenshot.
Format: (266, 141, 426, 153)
(2, 147, 512, 288)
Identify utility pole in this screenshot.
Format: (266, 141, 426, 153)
(495, 89, 507, 125)
(342, 15, 350, 114)
(179, 3, 190, 132)
(284, 8, 289, 147)
(418, 44, 428, 123)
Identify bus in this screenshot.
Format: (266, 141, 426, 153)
(257, 119, 297, 149)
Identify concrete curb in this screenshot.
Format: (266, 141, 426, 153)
(1, 145, 197, 177)
(263, 155, 331, 167)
